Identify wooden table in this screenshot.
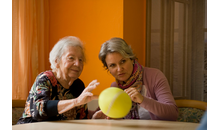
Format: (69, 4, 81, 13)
(12, 119, 199, 130)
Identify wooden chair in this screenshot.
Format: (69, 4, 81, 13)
(175, 99, 207, 123)
(12, 100, 26, 125)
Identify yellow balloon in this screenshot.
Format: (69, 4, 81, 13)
(98, 87, 132, 118)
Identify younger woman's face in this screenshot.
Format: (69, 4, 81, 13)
(105, 52, 133, 82)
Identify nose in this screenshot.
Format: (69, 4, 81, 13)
(74, 59, 79, 66)
(117, 65, 122, 71)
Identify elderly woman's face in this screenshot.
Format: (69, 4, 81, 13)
(58, 46, 84, 80)
(105, 52, 133, 82)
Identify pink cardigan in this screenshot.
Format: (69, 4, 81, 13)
(111, 67, 178, 121)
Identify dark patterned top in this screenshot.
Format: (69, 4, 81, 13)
(17, 71, 89, 124)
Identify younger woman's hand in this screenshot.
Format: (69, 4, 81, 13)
(124, 87, 144, 104)
(92, 110, 107, 119)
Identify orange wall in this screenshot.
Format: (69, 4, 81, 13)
(123, 0, 146, 66)
(49, 0, 145, 95)
(49, 0, 123, 95)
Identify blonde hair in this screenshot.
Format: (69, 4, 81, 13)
(98, 37, 136, 69)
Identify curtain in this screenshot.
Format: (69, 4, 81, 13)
(12, 0, 50, 100)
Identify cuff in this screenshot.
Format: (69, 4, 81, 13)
(139, 96, 149, 108)
(45, 100, 59, 117)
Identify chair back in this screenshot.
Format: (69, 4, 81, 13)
(175, 99, 207, 123)
(12, 100, 26, 125)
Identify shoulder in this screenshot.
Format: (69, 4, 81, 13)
(143, 67, 165, 77)
(143, 67, 162, 73)
(110, 82, 117, 87)
(142, 67, 168, 85)
(33, 70, 58, 88)
(41, 70, 57, 86)
(35, 71, 51, 82)
(30, 71, 53, 93)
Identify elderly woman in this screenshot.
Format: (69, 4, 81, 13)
(93, 37, 178, 121)
(17, 36, 99, 124)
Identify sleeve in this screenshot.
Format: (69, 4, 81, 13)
(45, 100, 59, 117)
(110, 82, 117, 87)
(29, 73, 59, 121)
(139, 69, 178, 121)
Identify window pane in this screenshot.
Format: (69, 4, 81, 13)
(150, 0, 161, 69)
(173, 2, 185, 97)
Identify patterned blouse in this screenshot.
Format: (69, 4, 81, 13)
(17, 71, 89, 124)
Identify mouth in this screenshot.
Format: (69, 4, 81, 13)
(118, 73, 125, 76)
(71, 69, 79, 73)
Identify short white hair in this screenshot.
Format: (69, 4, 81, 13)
(49, 36, 85, 71)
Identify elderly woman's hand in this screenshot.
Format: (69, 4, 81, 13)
(76, 80, 100, 106)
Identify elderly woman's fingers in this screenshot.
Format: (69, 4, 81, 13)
(85, 92, 93, 96)
(85, 80, 100, 92)
(85, 83, 99, 92)
(76, 92, 92, 105)
(88, 79, 98, 86)
(76, 80, 100, 106)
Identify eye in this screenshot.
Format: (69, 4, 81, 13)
(79, 58, 83, 62)
(121, 59, 126, 64)
(109, 64, 115, 68)
(67, 56, 74, 61)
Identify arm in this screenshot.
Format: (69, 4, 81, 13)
(139, 69, 178, 121)
(30, 74, 99, 121)
(57, 99, 78, 114)
(57, 80, 99, 114)
(29, 74, 57, 121)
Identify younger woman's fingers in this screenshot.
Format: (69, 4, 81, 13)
(130, 92, 138, 98)
(124, 87, 136, 93)
(125, 89, 137, 96)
